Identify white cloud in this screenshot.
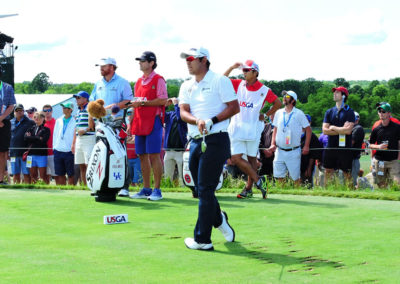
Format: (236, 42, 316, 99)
(2, 0, 400, 83)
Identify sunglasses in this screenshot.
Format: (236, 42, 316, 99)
(43, 109, 52, 112)
(242, 68, 253, 73)
(378, 109, 387, 114)
(284, 95, 292, 99)
(15, 109, 24, 112)
(186, 56, 203, 62)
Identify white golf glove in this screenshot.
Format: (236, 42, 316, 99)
(204, 119, 213, 132)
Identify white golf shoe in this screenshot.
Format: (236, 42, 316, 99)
(184, 238, 214, 251)
(118, 189, 130, 197)
(217, 211, 235, 242)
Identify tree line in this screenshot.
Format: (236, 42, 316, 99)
(15, 73, 400, 128)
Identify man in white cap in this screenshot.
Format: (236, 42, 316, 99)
(268, 90, 311, 185)
(179, 47, 239, 251)
(351, 111, 365, 186)
(90, 57, 133, 196)
(224, 60, 282, 199)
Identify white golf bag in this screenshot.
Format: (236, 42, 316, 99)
(86, 121, 128, 202)
(182, 141, 225, 197)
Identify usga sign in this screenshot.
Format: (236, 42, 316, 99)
(103, 214, 128, 225)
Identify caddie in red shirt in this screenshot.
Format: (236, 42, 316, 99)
(129, 51, 168, 201)
(224, 60, 282, 199)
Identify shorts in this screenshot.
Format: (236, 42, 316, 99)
(10, 156, 30, 175)
(46, 155, 56, 176)
(372, 157, 400, 185)
(135, 116, 163, 155)
(231, 139, 260, 157)
(54, 150, 75, 177)
(323, 149, 352, 172)
(0, 119, 11, 152)
(75, 135, 96, 164)
(27, 155, 47, 168)
(273, 147, 301, 180)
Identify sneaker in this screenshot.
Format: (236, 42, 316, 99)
(118, 189, 130, 197)
(0, 181, 8, 185)
(184, 238, 214, 251)
(90, 192, 96, 196)
(130, 188, 152, 199)
(217, 211, 235, 242)
(237, 188, 253, 199)
(147, 188, 163, 201)
(256, 176, 268, 199)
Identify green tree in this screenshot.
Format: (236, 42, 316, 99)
(31, 72, 51, 93)
(388, 77, 400, 90)
(300, 78, 323, 103)
(367, 80, 380, 94)
(348, 85, 365, 97)
(372, 84, 389, 98)
(333, 78, 350, 88)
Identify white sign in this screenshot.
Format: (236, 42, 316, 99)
(103, 214, 128, 225)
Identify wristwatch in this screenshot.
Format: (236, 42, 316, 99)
(141, 101, 145, 106)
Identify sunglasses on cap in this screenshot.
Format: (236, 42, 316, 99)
(242, 68, 254, 73)
(186, 56, 203, 62)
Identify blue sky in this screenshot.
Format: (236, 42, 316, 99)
(2, 0, 400, 83)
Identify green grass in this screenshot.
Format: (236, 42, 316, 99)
(1, 188, 400, 283)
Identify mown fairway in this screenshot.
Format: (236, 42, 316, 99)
(1, 188, 399, 283)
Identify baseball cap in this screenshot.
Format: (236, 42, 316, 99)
(180, 47, 210, 61)
(27, 106, 37, 114)
(242, 60, 259, 72)
(354, 111, 360, 119)
(14, 103, 24, 111)
(282, 90, 298, 101)
(73, 91, 90, 100)
(376, 102, 392, 112)
(332, 86, 349, 96)
(95, 57, 117, 67)
(61, 102, 74, 110)
(135, 51, 157, 62)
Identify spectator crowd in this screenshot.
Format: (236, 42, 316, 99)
(1, 49, 399, 197)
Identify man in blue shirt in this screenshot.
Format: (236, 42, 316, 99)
(90, 57, 133, 121)
(322, 86, 355, 186)
(0, 67, 16, 184)
(90, 57, 133, 197)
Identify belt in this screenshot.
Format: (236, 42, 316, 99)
(278, 146, 300, 152)
(191, 131, 227, 140)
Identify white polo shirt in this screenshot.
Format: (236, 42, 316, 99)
(273, 107, 309, 148)
(178, 70, 237, 138)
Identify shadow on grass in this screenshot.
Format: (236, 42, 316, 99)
(215, 241, 344, 279)
(217, 194, 347, 208)
(265, 197, 347, 208)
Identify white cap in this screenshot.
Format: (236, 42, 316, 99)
(282, 90, 298, 101)
(180, 47, 210, 61)
(95, 57, 117, 67)
(354, 111, 360, 119)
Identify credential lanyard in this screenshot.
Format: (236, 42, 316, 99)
(0, 81, 3, 115)
(283, 111, 294, 128)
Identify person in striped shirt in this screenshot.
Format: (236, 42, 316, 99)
(72, 91, 95, 185)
